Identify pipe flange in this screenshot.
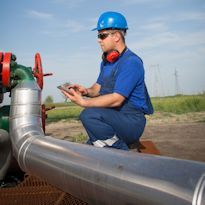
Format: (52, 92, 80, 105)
(2, 53, 11, 87)
(0, 52, 6, 102)
(0, 52, 4, 94)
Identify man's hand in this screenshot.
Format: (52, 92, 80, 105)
(68, 84, 88, 96)
(61, 88, 86, 107)
(62, 88, 125, 108)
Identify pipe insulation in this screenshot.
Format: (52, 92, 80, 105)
(9, 80, 205, 205)
(0, 129, 11, 180)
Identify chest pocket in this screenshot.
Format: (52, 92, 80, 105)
(99, 66, 118, 95)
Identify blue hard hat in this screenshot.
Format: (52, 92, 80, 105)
(92, 11, 128, 31)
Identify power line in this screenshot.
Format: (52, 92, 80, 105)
(150, 64, 164, 97)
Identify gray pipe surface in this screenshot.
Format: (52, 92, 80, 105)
(9, 81, 205, 205)
(0, 129, 11, 180)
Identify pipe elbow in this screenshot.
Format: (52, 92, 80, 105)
(0, 129, 12, 180)
(9, 80, 43, 170)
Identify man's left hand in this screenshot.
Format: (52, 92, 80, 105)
(61, 88, 85, 107)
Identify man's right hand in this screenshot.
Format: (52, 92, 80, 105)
(68, 84, 88, 96)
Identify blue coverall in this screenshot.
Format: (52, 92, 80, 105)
(80, 49, 153, 150)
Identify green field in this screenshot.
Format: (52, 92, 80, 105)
(152, 94, 205, 114)
(46, 94, 205, 123)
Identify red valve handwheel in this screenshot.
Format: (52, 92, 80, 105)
(33, 53, 44, 89)
(2, 53, 12, 87)
(0, 52, 3, 63)
(0, 52, 4, 103)
(33, 53, 53, 90)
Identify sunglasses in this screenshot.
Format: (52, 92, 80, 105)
(97, 32, 116, 40)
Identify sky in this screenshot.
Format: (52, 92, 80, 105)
(1, 0, 205, 103)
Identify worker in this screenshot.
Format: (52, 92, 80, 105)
(62, 11, 153, 150)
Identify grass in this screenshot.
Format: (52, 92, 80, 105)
(45, 101, 76, 108)
(45, 94, 205, 122)
(46, 105, 83, 123)
(69, 133, 88, 143)
(152, 94, 205, 114)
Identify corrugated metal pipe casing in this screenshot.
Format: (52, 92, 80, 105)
(9, 81, 43, 170)
(10, 80, 205, 205)
(0, 129, 11, 180)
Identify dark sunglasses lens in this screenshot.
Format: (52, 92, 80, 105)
(98, 33, 109, 40)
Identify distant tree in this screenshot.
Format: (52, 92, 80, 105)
(44, 95, 54, 104)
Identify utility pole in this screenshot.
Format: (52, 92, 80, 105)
(174, 69, 180, 95)
(150, 64, 163, 97)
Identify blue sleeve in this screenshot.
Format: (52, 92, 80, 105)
(96, 62, 103, 85)
(114, 57, 144, 98)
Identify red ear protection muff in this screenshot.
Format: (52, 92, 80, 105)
(102, 50, 120, 63)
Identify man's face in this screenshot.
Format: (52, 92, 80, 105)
(97, 30, 117, 52)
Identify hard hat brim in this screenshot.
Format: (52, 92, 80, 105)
(91, 27, 97, 31)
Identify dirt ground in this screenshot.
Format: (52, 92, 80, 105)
(45, 112, 205, 163)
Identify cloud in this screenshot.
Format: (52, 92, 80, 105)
(120, 0, 167, 5)
(120, 0, 156, 4)
(128, 17, 170, 38)
(151, 11, 205, 24)
(130, 31, 178, 50)
(140, 21, 168, 32)
(65, 19, 87, 32)
(130, 28, 205, 51)
(26, 10, 89, 35)
(27, 10, 53, 20)
(52, 0, 85, 8)
(177, 11, 205, 22)
(42, 18, 89, 36)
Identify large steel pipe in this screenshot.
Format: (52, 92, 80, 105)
(0, 129, 11, 180)
(10, 81, 205, 205)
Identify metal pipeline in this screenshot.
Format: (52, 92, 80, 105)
(9, 80, 205, 205)
(0, 129, 11, 180)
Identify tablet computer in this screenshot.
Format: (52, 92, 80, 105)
(57, 83, 72, 94)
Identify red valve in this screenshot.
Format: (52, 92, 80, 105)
(0, 52, 4, 103)
(1, 53, 12, 87)
(0, 52, 3, 63)
(33, 53, 53, 89)
(41, 104, 55, 133)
